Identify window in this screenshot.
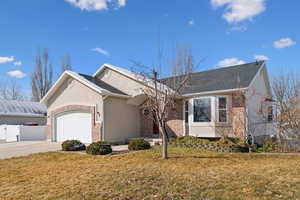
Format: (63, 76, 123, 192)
(267, 106, 273, 122)
(218, 97, 228, 123)
(193, 98, 211, 122)
(185, 101, 189, 123)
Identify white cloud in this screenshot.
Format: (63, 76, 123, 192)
(217, 58, 245, 67)
(118, 0, 126, 7)
(230, 25, 247, 32)
(0, 56, 14, 64)
(254, 55, 269, 61)
(91, 47, 110, 56)
(13, 61, 22, 66)
(7, 70, 26, 79)
(273, 38, 296, 49)
(65, 0, 126, 11)
(188, 20, 194, 25)
(211, 0, 266, 24)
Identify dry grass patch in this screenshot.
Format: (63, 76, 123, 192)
(0, 147, 300, 200)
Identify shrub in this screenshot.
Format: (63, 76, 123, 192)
(128, 139, 151, 151)
(174, 136, 210, 145)
(86, 141, 112, 155)
(262, 141, 277, 152)
(216, 137, 238, 147)
(62, 140, 86, 151)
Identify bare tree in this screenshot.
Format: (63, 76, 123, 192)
(31, 49, 53, 102)
(133, 47, 197, 159)
(0, 80, 25, 101)
(61, 54, 72, 73)
(272, 73, 300, 142)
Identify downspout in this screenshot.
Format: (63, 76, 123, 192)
(102, 95, 109, 141)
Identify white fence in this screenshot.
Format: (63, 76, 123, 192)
(0, 125, 47, 142)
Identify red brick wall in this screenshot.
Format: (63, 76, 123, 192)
(48, 105, 101, 142)
(165, 100, 184, 137)
(140, 100, 184, 138)
(231, 107, 246, 140)
(231, 93, 246, 140)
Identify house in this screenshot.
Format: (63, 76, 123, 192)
(41, 61, 274, 144)
(0, 100, 47, 125)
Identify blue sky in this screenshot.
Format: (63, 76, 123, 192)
(0, 0, 299, 94)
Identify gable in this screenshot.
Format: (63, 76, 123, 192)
(47, 77, 103, 112)
(95, 68, 146, 96)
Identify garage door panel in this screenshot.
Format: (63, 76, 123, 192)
(55, 112, 92, 143)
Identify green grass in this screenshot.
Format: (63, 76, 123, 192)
(0, 147, 300, 200)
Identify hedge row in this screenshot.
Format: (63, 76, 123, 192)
(169, 136, 248, 152)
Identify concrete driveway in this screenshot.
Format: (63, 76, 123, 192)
(0, 141, 61, 160)
(0, 142, 129, 159)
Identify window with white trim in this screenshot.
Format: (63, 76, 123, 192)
(218, 97, 228, 123)
(193, 98, 211, 122)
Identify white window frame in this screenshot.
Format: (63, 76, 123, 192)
(190, 96, 215, 126)
(216, 96, 229, 123)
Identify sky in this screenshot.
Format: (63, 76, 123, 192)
(0, 0, 299, 95)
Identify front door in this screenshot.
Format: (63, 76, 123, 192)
(153, 119, 159, 135)
(185, 101, 189, 135)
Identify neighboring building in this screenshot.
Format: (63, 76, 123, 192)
(41, 61, 273, 144)
(0, 100, 47, 125)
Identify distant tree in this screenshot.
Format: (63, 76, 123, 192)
(272, 73, 300, 141)
(61, 54, 72, 73)
(0, 80, 25, 101)
(31, 49, 53, 102)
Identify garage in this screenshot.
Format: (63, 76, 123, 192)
(55, 111, 92, 143)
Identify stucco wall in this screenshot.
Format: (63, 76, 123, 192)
(0, 116, 46, 126)
(246, 65, 273, 137)
(46, 77, 103, 142)
(103, 96, 141, 142)
(46, 77, 103, 125)
(96, 68, 145, 96)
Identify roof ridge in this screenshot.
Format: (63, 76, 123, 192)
(161, 61, 264, 80)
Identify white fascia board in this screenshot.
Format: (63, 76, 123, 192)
(93, 63, 175, 94)
(182, 88, 247, 98)
(247, 61, 265, 90)
(40, 71, 70, 104)
(40, 70, 129, 104)
(65, 71, 130, 99)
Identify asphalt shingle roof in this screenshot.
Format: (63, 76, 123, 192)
(78, 73, 127, 95)
(161, 61, 264, 95)
(0, 100, 46, 117)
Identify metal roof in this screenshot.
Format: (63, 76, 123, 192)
(161, 61, 264, 95)
(0, 100, 47, 117)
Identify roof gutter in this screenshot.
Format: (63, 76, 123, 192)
(181, 88, 247, 97)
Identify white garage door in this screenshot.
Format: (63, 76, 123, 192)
(55, 111, 92, 143)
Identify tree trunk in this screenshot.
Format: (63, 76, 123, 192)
(160, 122, 168, 159)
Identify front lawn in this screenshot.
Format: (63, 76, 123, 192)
(1, 147, 300, 200)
